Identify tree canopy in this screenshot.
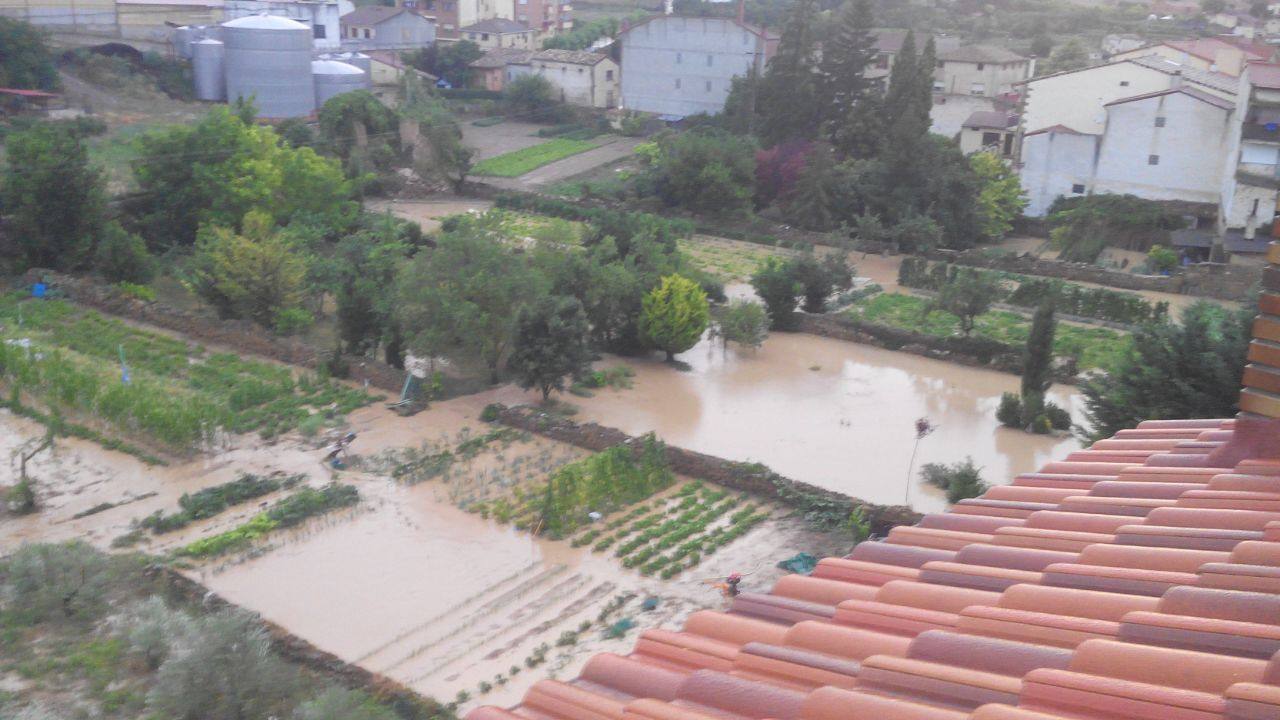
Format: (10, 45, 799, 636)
(0, 18, 58, 91)
(640, 274, 711, 361)
(508, 296, 593, 400)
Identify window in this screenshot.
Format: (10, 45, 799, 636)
(1148, 154, 1160, 165)
(1253, 198, 1262, 215)
(970, 82, 985, 95)
(675, 78, 681, 89)
(481, 32, 490, 40)
(707, 54, 713, 66)
(981, 131, 1000, 146)
(1072, 183, 1085, 194)
(1155, 116, 1166, 127)
(932, 81, 944, 92)
(606, 69, 613, 80)
(1242, 142, 1280, 164)
(469, 32, 477, 39)
(577, 67, 583, 73)
(976, 62, 985, 70)
(313, 24, 326, 38)
(363, 27, 371, 38)
(1119, 80, 1130, 86)
(705, 80, 712, 91)
(676, 51, 682, 63)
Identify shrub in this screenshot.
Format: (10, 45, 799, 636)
(920, 458, 989, 504)
(274, 307, 314, 336)
(121, 596, 195, 671)
(1147, 245, 1178, 273)
(115, 282, 156, 302)
(480, 403, 502, 422)
(0, 541, 129, 626)
(1044, 402, 1072, 431)
(996, 392, 1022, 429)
(293, 688, 399, 720)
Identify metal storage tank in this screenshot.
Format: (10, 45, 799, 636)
(192, 39, 226, 101)
(222, 14, 315, 119)
(173, 26, 194, 60)
(312, 60, 367, 108)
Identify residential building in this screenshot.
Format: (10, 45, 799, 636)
(340, 5, 436, 51)
(1021, 84, 1235, 216)
(513, 0, 569, 35)
(1112, 36, 1275, 76)
(933, 44, 1033, 98)
(1219, 62, 1280, 253)
(224, 0, 353, 49)
(867, 28, 959, 85)
(1101, 33, 1146, 58)
(528, 48, 617, 107)
(957, 110, 1017, 157)
(403, 0, 459, 35)
(616, 14, 777, 118)
(1019, 54, 1237, 137)
(459, 17, 534, 48)
(469, 47, 535, 91)
(365, 49, 437, 85)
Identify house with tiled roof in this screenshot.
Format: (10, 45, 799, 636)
(460, 17, 536, 49)
(958, 110, 1018, 158)
(1113, 36, 1277, 77)
(469, 48, 537, 91)
(466, 246, 1280, 720)
(340, 5, 437, 50)
(934, 45, 1034, 98)
(528, 49, 619, 108)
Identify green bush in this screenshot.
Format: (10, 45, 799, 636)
(921, 458, 989, 504)
(1147, 245, 1178, 273)
(996, 392, 1022, 428)
(480, 403, 503, 422)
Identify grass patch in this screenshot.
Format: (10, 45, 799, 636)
(175, 484, 359, 558)
(846, 292, 1130, 371)
(0, 294, 376, 450)
(678, 236, 790, 283)
(472, 138, 598, 177)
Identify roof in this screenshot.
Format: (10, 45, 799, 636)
(937, 44, 1028, 64)
(1021, 54, 1239, 96)
(617, 14, 777, 42)
(340, 5, 416, 26)
(1104, 85, 1236, 111)
(1164, 36, 1273, 63)
(222, 13, 306, 28)
(873, 28, 909, 53)
(531, 49, 609, 65)
(311, 59, 364, 75)
(1023, 123, 1095, 137)
(459, 17, 531, 34)
(0, 87, 60, 98)
(962, 110, 1017, 129)
(1249, 62, 1280, 90)
(468, 414, 1280, 720)
(470, 48, 535, 68)
(364, 49, 438, 80)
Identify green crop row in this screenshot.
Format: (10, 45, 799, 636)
(140, 472, 303, 533)
(175, 484, 358, 558)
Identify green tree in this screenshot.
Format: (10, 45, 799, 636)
(782, 143, 837, 231)
(95, 221, 156, 284)
(310, 213, 414, 357)
(715, 299, 769, 348)
(293, 689, 398, 720)
(1, 123, 106, 271)
(1079, 302, 1251, 441)
(396, 216, 546, 382)
(926, 269, 1001, 336)
(820, 0, 878, 130)
(651, 129, 756, 216)
(401, 87, 475, 193)
(1019, 301, 1056, 425)
(436, 40, 484, 87)
(756, 0, 823, 145)
(504, 74, 561, 119)
(0, 18, 58, 91)
(317, 90, 399, 176)
(971, 151, 1027, 241)
(1030, 35, 1053, 59)
(188, 210, 309, 328)
(1046, 38, 1089, 74)
(131, 106, 355, 248)
(791, 252, 853, 313)
(508, 296, 592, 401)
(640, 274, 710, 361)
(750, 256, 803, 329)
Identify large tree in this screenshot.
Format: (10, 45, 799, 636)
(1079, 302, 1251, 441)
(926, 269, 1001, 336)
(1, 123, 106, 271)
(508, 296, 592, 401)
(651, 129, 756, 216)
(188, 210, 309, 328)
(972, 151, 1028, 241)
(0, 17, 58, 91)
(640, 274, 710, 361)
(750, 256, 803, 329)
(819, 0, 878, 130)
(756, 0, 823, 146)
(396, 218, 546, 383)
(1020, 301, 1056, 423)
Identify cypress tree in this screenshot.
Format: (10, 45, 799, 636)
(757, 0, 823, 146)
(880, 31, 918, 133)
(1020, 301, 1056, 424)
(819, 0, 877, 128)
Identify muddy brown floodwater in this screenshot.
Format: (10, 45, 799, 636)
(554, 331, 1083, 515)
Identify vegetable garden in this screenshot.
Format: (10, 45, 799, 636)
(0, 294, 375, 451)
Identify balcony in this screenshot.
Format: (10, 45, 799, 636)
(1237, 167, 1280, 189)
(1243, 123, 1280, 143)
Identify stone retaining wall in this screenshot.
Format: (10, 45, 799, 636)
(19, 270, 406, 394)
(148, 566, 442, 719)
(492, 405, 923, 535)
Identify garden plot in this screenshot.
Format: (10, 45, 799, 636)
(472, 139, 601, 178)
(0, 294, 375, 453)
(677, 235, 798, 283)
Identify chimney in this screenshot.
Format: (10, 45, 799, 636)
(1170, 69, 1183, 89)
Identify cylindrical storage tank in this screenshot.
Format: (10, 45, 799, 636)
(192, 39, 225, 101)
(222, 14, 314, 118)
(343, 52, 373, 86)
(173, 26, 194, 59)
(312, 59, 367, 108)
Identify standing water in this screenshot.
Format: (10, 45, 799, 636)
(568, 332, 1083, 514)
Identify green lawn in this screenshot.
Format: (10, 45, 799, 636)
(472, 138, 598, 177)
(846, 292, 1131, 371)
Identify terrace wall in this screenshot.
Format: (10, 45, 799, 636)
(491, 404, 924, 535)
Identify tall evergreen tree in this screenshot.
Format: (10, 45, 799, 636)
(880, 31, 918, 133)
(757, 0, 823, 146)
(819, 0, 877, 128)
(1020, 301, 1056, 422)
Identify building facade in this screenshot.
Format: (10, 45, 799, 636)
(1220, 63, 1280, 247)
(458, 17, 533, 48)
(933, 45, 1033, 98)
(617, 15, 776, 118)
(528, 49, 617, 107)
(340, 5, 436, 51)
(224, 0, 351, 49)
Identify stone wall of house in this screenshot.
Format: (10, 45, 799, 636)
(19, 270, 406, 394)
(492, 404, 924, 535)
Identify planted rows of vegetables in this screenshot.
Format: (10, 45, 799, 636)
(0, 294, 375, 449)
(175, 483, 359, 559)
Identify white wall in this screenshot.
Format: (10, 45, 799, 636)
(225, 0, 346, 49)
(620, 16, 765, 117)
(934, 59, 1032, 97)
(1093, 92, 1232, 205)
(1020, 131, 1098, 216)
(1021, 61, 1171, 134)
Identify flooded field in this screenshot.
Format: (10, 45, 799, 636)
(559, 332, 1083, 514)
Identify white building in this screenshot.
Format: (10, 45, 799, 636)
(527, 49, 618, 108)
(1220, 63, 1280, 248)
(225, 0, 353, 49)
(933, 45, 1033, 98)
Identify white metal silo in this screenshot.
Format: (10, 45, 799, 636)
(192, 39, 226, 101)
(222, 14, 315, 119)
(312, 60, 367, 108)
(343, 52, 373, 87)
(173, 26, 194, 59)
